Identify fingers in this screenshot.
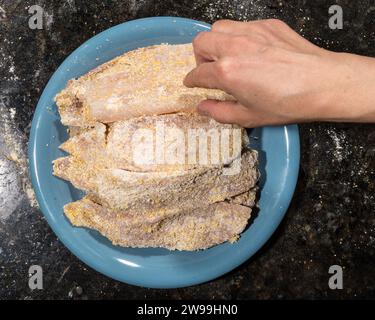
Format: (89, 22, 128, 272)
(211, 19, 318, 53)
(191, 19, 291, 67)
(197, 100, 255, 127)
(211, 19, 259, 34)
(192, 23, 276, 67)
(198, 99, 294, 128)
(211, 19, 288, 48)
(184, 61, 221, 89)
(211, 19, 287, 34)
(192, 31, 240, 65)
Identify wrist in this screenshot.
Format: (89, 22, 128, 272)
(313, 52, 375, 123)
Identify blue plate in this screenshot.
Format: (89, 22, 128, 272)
(28, 17, 300, 288)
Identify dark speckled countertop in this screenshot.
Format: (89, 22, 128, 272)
(0, 0, 375, 300)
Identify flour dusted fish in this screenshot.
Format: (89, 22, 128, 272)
(55, 44, 232, 126)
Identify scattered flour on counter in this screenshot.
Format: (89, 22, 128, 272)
(0, 6, 6, 20)
(327, 129, 348, 162)
(64, 0, 76, 10)
(44, 10, 54, 29)
(0, 155, 22, 221)
(198, 0, 268, 21)
(0, 101, 37, 211)
(0, 24, 36, 209)
(0, 44, 19, 82)
(9, 107, 16, 120)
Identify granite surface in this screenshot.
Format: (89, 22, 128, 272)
(0, 0, 375, 300)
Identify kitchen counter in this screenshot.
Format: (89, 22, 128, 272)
(0, 0, 374, 299)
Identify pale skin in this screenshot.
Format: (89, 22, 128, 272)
(184, 19, 375, 128)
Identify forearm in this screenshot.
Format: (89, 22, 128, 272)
(312, 52, 375, 123)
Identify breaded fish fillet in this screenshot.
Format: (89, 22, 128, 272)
(53, 149, 258, 220)
(58, 113, 248, 172)
(55, 44, 232, 126)
(53, 43, 259, 250)
(64, 191, 256, 251)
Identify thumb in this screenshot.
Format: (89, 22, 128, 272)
(197, 99, 254, 127)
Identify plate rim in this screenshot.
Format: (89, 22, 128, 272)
(28, 16, 300, 288)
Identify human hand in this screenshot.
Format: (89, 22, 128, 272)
(184, 19, 375, 127)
